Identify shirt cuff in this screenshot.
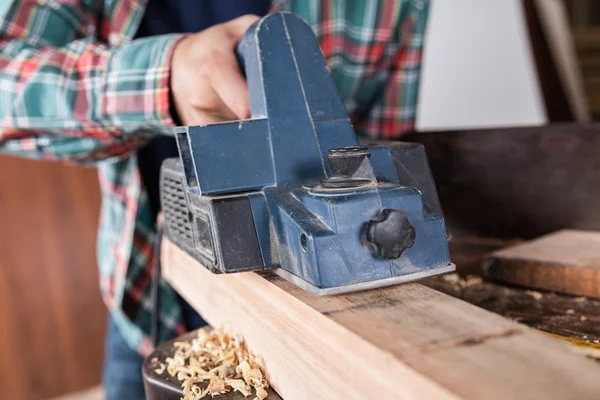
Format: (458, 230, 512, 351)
(101, 34, 187, 136)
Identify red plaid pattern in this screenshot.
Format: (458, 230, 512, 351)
(0, 0, 429, 354)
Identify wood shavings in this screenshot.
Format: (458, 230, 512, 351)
(154, 362, 166, 374)
(463, 276, 483, 287)
(442, 273, 460, 284)
(158, 327, 270, 400)
(580, 316, 588, 322)
(441, 273, 483, 291)
(525, 290, 543, 300)
(566, 309, 575, 315)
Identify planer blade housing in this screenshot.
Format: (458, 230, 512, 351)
(160, 12, 454, 295)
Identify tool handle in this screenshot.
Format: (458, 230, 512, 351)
(233, 12, 350, 121)
(234, 18, 264, 117)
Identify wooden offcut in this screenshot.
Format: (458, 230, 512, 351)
(484, 229, 600, 298)
(162, 237, 600, 400)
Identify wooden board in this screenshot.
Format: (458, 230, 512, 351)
(448, 236, 522, 275)
(422, 275, 600, 358)
(161, 237, 600, 400)
(527, 0, 590, 122)
(484, 229, 600, 298)
(573, 27, 600, 119)
(535, 0, 591, 122)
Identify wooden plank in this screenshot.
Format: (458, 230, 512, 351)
(483, 229, 600, 298)
(532, 0, 590, 122)
(423, 274, 600, 354)
(162, 237, 600, 400)
(572, 28, 600, 117)
(448, 236, 521, 275)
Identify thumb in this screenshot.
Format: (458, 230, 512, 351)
(224, 14, 261, 40)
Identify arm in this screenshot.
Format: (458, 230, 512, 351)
(0, 3, 257, 164)
(0, 1, 181, 164)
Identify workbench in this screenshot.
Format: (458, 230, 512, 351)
(146, 124, 600, 399)
(145, 235, 600, 400)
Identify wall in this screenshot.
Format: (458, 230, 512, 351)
(0, 155, 106, 399)
(416, 0, 547, 130)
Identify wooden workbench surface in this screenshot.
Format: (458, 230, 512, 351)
(446, 236, 600, 354)
(424, 275, 600, 357)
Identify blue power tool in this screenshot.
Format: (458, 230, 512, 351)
(160, 12, 454, 295)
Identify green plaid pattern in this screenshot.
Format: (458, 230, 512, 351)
(0, 0, 429, 355)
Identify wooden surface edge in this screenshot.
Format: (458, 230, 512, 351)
(162, 237, 600, 400)
(483, 257, 600, 298)
(484, 229, 600, 298)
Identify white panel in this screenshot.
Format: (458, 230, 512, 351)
(416, 0, 547, 131)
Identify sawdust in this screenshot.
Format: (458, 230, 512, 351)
(525, 290, 543, 301)
(441, 273, 483, 291)
(156, 327, 269, 400)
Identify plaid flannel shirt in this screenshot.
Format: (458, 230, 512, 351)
(0, 0, 429, 355)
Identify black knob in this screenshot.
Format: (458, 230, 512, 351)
(364, 209, 416, 259)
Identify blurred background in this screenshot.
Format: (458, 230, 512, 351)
(0, 0, 599, 399)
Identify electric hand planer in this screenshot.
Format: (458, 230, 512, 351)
(160, 12, 454, 295)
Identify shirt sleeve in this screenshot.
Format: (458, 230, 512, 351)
(0, 1, 184, 164)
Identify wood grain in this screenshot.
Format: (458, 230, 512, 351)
(573, 27, 600, 118)
(484, 229, 600, 298)
(0, 155, 105, 399)
(531, 0, 590, 122)
(423, 275, 600, 349)
(448, 236, 522, 275)
(162, 237, 600, 400)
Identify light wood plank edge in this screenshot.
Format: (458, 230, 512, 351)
(483, 229, 600, 298)
(541, 332, 600, 360)
(482, 256, 600, 298)
(162, 238, 600, 400)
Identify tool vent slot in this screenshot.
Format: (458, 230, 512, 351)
(162, 174, 193, 245)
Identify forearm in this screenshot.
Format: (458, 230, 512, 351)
(0, 34, 184, 163)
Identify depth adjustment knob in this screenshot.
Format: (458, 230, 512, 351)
(364, 209, 416, 259)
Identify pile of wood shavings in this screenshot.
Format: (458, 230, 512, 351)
(155, 327, 269, 400)
(441, 273, 483, 290)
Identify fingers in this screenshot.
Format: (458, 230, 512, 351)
(170, 14, 260, 126)
(224, 14, 260, 39)
(205, 15, 259, 119)
(179, 81, 238, 125)
(180, 106, 231, 126)
(208, 51, 251, 119)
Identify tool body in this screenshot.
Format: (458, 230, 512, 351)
(160, 12, 454, 295)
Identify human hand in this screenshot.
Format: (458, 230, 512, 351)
(170, 15, 259, 126)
